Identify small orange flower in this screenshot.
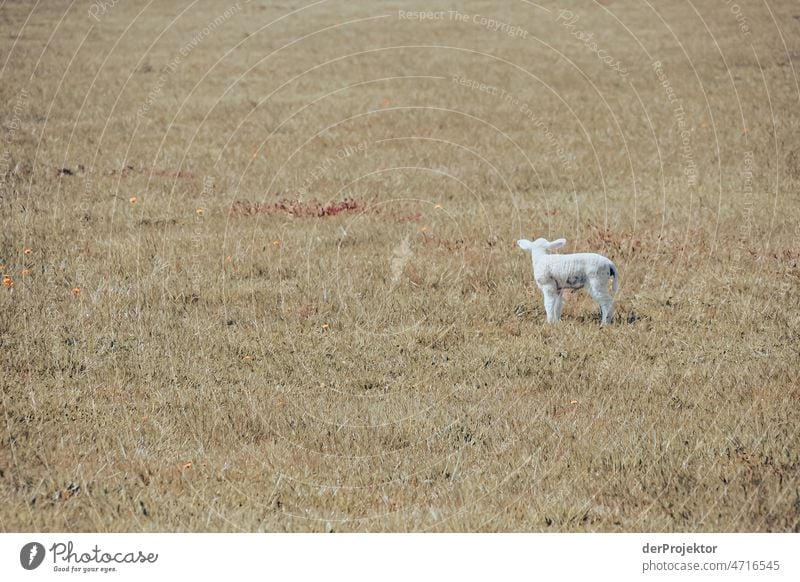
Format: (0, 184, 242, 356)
(570, 399, 578, 405)
(21, 268, 32, 276)
(182, 461, 193, 470)
(241, 354, 252, 362)
(24, 248, 32, 255)
(321, 323, 329, 330)
(195, 207, 205, 216)
(2, 275, 12, 288)
(129, 196, 138, 204)
(272, 240, 280, 247)
(72, 287, 81, 297)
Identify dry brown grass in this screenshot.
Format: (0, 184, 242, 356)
(1, 0, 799, 532)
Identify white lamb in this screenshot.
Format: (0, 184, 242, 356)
(517, 237, 619, 325)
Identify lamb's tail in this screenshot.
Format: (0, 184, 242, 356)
(609, 262, 619, 294)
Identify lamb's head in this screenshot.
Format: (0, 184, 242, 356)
(517, 237, 566, 254)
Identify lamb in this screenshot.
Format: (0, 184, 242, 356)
(517, 237, 619, 325)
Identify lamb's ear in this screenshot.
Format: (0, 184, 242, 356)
(547, 238, 567, 250)
(517, 239, 534, 251)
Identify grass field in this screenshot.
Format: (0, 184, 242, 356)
(1, 0, 799, 532)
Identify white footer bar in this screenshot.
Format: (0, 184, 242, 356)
(2, 533, 796, 581)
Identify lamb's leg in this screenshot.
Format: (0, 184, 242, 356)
(553, 291, 564, 321)
(540, 284, 559, 323)
(588, 279, 614, 325)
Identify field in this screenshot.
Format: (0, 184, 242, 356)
(1, 0, 798, 532)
